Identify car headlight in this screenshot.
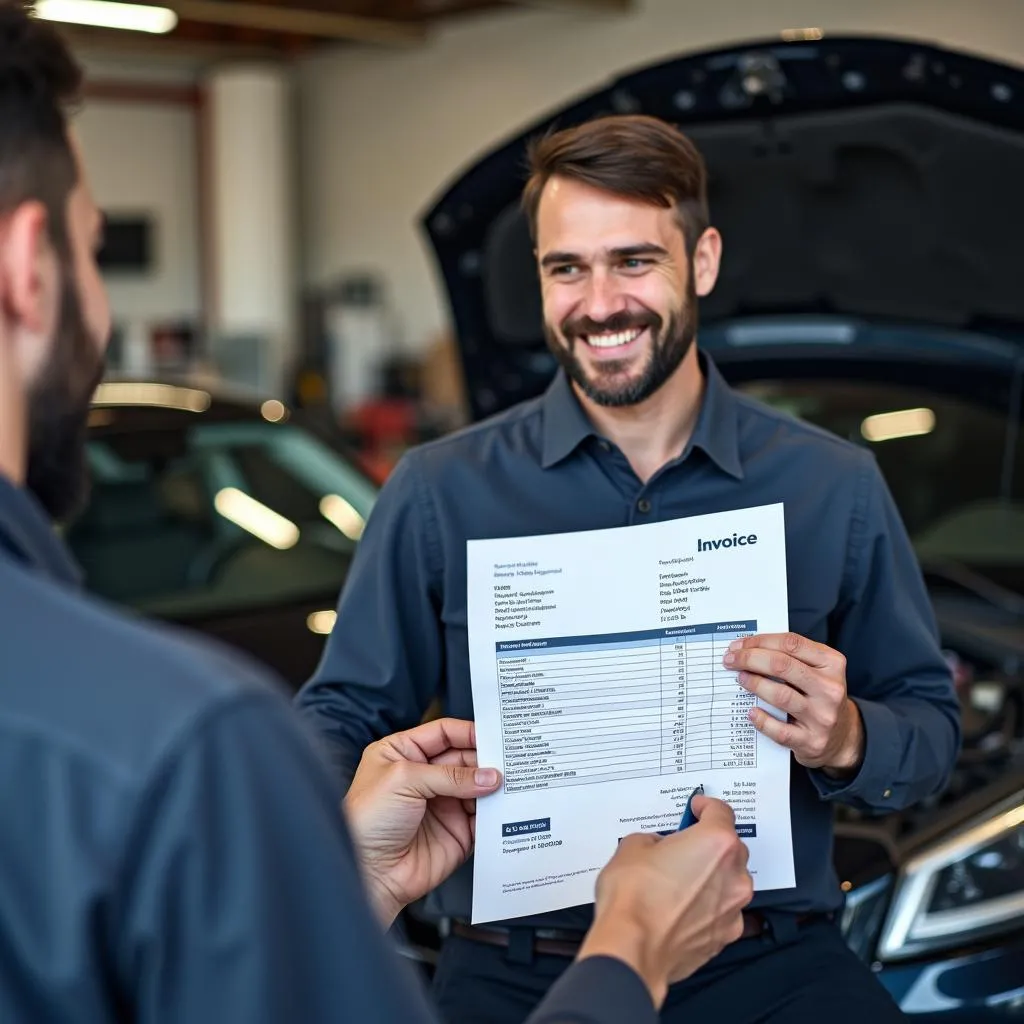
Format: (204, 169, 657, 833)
(878, 792, 1024, 961)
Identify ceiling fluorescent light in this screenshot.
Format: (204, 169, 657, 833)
(35, 0, 178, 34)
(781, 27, 823, 42)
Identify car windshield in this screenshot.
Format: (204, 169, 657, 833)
(68, 415, 377, 618)
(736, 378, 1024, 596)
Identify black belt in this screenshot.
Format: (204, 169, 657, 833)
(450, 920, 589, 957)
(451, 911, 827, 958)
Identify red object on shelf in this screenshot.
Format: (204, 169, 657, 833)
(344, 398, 419, 485)
(346, 399, 417, 446)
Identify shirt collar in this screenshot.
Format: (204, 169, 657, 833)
(0, 474, 83, 586)
(540, 369, 597, 469)
(540, 350, 744, 480)
(688, 352, 744, 480)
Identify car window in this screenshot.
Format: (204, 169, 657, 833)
(737, 379, 1024, 593)
(68, 420, 377, 617)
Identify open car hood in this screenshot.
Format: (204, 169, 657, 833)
(421, 36, 1024, 420)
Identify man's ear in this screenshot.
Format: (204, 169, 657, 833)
(692, 227, 723, 299)
(0, 201, 53, 334)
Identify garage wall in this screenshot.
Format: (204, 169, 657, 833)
(298, 0, 1024, 354)
(75, 59, 201, 327)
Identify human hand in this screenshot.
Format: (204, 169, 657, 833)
(577, 796, 753, 1008)
(344, 718, 501, 927)
(723, 632, 864, 776)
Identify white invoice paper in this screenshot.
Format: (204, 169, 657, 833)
(466, 502, 795, 924)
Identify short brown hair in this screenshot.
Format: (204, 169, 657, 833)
(0, 2, 83, 256)
(522, 114, 709, 254)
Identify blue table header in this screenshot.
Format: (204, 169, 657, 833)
(496, 620, 757, 654)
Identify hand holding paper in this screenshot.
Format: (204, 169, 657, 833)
(724, 632, 865, 776)
(344, 718, 502, 926)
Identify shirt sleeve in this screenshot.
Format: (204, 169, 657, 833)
(112, 688, 658, 1024)
(810, 452, 962, 811)
(524, 957, 658, 1024)
(112, 692, 441, 1024)
(294, 453, 445, 791)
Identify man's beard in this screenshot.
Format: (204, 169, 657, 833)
(25, 265, 105, 524)
(545, 278, 698, 408)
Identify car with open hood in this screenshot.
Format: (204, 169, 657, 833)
(421, 33, 1024, 1019)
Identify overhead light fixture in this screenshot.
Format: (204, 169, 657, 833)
(35, 0, 178, 34)
(320, 494, 365, 541)
(214, 487, 299, 550)
(781, 27, 823, 41)
(92, 382, 211, 413)
(861, 407, 936, 443)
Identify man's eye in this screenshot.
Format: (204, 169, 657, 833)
(621, 258, 651, 270)
(551, 264, 580, 277)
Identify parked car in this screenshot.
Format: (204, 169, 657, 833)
(75, 380, 378, 689)
(420, 34, 1024, 1018)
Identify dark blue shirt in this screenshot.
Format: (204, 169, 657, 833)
(297, 353, 962, 930)
(0, 475, 652, 1024)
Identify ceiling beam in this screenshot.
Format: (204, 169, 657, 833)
(84, 79, 201, 105)
(168, 1, 426, 46)
(58, 23, 282, 61)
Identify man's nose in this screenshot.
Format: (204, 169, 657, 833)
(582, 269, 628, 325)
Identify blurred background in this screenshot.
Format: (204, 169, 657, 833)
(61, 0, 1024, 475)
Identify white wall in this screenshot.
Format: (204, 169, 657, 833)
(299, 0, 1024, 354)
(75, 94, 201, 326)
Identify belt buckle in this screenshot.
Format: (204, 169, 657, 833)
(508, 927, 534, 965)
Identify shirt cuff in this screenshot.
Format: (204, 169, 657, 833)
(526, 956, 657, 1024)
(809, 697, 902, 809)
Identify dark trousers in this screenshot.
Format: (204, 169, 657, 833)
(431, 915, 906, 1024)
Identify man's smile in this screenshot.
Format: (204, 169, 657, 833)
(576, 325, 650, 362)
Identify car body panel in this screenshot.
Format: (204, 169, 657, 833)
(78, 383, 377, 690)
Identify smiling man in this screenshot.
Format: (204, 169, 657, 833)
(297, 114, 962, 1024)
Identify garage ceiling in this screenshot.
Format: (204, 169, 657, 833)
(48, 0, 633, 57)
